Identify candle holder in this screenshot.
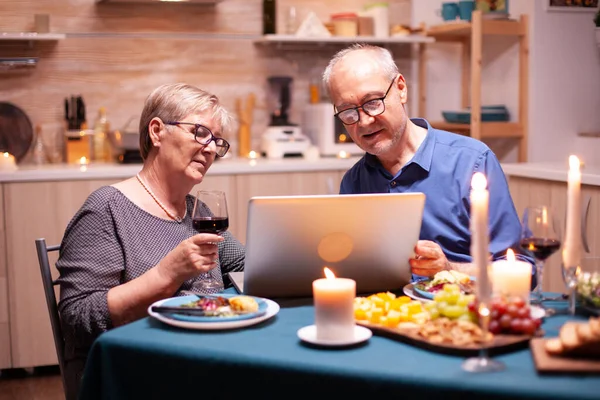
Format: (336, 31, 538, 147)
(462, 302, 505, 373)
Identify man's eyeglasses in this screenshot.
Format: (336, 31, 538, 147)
(334, 78, 396, 125)
(165, 121, 230, 157)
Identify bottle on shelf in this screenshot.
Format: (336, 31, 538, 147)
(263, 0, 276, 34)
(93, 107, 111, 162)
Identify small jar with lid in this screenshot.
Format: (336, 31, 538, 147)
(330, 13, 358, 37)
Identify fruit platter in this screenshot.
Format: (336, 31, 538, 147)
(354, 283, 543, 356)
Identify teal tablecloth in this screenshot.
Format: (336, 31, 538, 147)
(78, 293, 600, 400)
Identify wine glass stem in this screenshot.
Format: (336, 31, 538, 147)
(535, 259, 545, 300)
(569, 286, 576, 315)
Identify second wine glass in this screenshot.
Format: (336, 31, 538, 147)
(192, 190, 229, 293)
(519, 205, 562, 307)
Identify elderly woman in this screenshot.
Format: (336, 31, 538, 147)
(56, 83, 245, 398)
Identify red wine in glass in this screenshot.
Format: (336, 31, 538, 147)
(193, 217, 229, 234)
(519, 237, 561, 261)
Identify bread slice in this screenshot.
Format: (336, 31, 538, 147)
(559, 322, 583, 351)
(544, 337, 564, 355)
(589, 317, 600, 338)
(576, 323, 596, 344)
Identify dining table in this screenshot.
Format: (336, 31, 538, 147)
(78, 290, 600, 400)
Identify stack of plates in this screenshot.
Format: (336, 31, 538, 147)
(442, 105, 509, 124)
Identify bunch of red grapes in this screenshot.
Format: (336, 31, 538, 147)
(467, 295, 541, 336)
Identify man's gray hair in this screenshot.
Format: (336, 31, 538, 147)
(322, 44, 399, 93)
(138, 83, 232, 160)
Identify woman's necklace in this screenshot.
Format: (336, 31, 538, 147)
(136, 173, 186, 223)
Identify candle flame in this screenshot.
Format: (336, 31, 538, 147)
(3, 152, 9, 158)
(569, 155, 580, 172)
(542, 207, 548, 225)
(248, 150, 257, 159)
(79, 156, 88, 164)
(471, 172, 487, 190)
(323, 267, 336, 279)
(506, 248, 516, 262)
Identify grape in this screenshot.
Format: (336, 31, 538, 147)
(479, 295, 541, 336)
(489, 320, 501, 334)
(499, 314, 512, 329)
(521, 319, 536, 335)
(516, 307, 529, 319)
(507, 304, 520, 318)
(510, 318, 524, 333)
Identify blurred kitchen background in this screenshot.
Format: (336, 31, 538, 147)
(0, 0, 599, 165)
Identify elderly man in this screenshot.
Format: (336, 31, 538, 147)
(323, 43, 532, 279)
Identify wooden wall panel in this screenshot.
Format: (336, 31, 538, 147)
(0, 184, 11, 368)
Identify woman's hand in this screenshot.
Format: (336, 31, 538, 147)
(409, 240, 449, 277)
(156, 233, 224, 284)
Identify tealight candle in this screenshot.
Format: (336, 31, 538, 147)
(491, 249, 532, 306)
(312, 267, 356, 341)
(248, 150, 258, 159)
(563, 155, 582, 268)
(470, 172, 492, 303)
(0, 152, 17, 172)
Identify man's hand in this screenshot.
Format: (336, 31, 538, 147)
(409, 240, 449, 277)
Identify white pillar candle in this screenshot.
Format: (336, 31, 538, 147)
(470, 172, 492, 303)
(491, 249, 532, 306)
(312, 267, 356, 341)
(0, 152, 17, 172)
(563, 155, 582, 268)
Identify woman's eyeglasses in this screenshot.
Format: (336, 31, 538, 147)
(334, 78, 396, 125)
(165, 121, 230, 157)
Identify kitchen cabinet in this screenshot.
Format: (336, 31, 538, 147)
(420, 10, 529, 162)
(0, 168, 345, 368)
(507, 176, 600, 294)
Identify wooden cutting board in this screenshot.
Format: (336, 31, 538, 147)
(530, 338, 600, 374)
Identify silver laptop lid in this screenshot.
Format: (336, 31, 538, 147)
(243, 192, 425, 298)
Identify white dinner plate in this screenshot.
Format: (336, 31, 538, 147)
(148, 294, 280, 330)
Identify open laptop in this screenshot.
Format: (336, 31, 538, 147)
(240, 192, 425, 298)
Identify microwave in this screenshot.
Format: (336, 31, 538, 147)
(301, 103, 363, 157)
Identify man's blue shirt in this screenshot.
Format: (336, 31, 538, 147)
(340, 118, 533, 266)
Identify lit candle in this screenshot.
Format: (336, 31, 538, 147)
(491, 249, 532, 306)
(312, 267, 356, 341)
(248, 150, 258, 159)
(470, 172, 492, 303)
(337, 150, 349, 159)
(79, 156, 88, 172)
(0, 152, 17, 172)
(563, 155, 582, 268)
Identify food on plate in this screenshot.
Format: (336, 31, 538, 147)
(576, 271, 600, 309)
(397, 317, 492, 346)
(544, 317, 600, 358)
(486, 295, 542, 336)
(423, 283, 477, 322)
(354, 292, 430, 327)
(229, 295, 259, 313)
(414, 270, 475, 295)
(181, 296, 229, 311)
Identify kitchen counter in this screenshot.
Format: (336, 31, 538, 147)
(0, 156, 362, 183)
(501, 162, 600, 186)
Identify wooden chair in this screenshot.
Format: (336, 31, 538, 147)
(35, 238, 69, 399)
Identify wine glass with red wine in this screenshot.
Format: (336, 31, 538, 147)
(520, 205, 561, 307)
(192, 190, 229, 292)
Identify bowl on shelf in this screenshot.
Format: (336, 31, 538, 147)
(441, 105, 510, 124)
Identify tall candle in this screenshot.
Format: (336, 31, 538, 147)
(563, 155, 582, 268)
(0, 152, 17, 171)
(470, 172, 492, 303)
(312, 267, 356, 341)
(491, 249, 532, 306)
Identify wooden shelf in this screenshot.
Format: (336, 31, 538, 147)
(419, 10, 529, 161)
(430, 122, 523, 139)
(426, 19, 525, 41)
(255, 34, 434, 46)
(0, 33, 66, 41)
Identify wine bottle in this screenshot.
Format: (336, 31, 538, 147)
(263, 0, 276, 35)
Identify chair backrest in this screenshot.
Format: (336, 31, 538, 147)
(35, 238, 67, 396)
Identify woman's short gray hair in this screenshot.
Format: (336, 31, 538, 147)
(138, 83, 233, 159)
(322, 44, 399, 94)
